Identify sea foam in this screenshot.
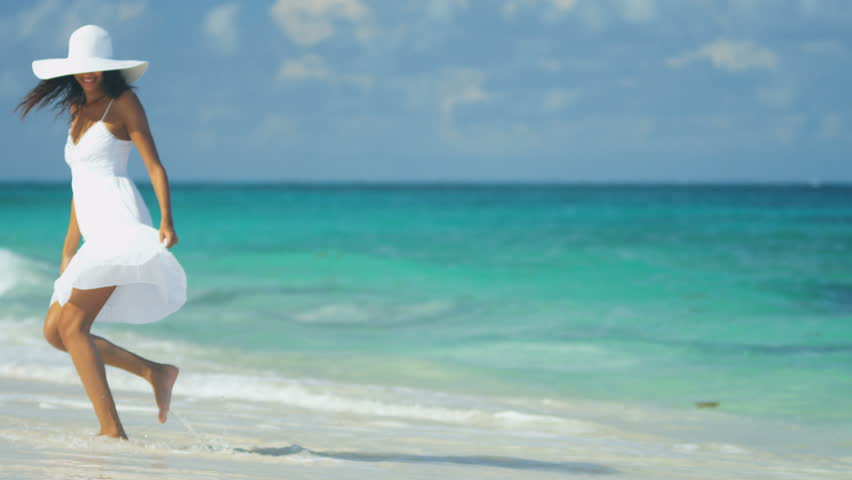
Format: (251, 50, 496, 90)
(0, 248, 51, 296)
(0, 316, 596, 435)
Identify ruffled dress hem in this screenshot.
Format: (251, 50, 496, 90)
(50, 226, 186, 325)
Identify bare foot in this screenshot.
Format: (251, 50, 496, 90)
(151, 364, 179, 424)
(97, 429, 128, 440)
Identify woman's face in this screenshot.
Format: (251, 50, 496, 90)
(73, 71, 104, 93)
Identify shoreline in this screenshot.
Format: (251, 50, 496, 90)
(4, 180, 852, 188)
(1, 314, 850, 466)
(2, 371, 851, 479)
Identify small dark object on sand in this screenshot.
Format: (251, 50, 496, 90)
(695, 401, 720, 408)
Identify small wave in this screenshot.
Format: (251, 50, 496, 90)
(0, 349, 595, 435)
(444, 342, 638, 371)
(186, 285, 378, 307)
(168, 372, 597, 433)
(0, 316, 597, 434)
(293, 303, 373, 324)
(0, 248, 52, 296)
(658, 338, 852, 356)
(292, 300, 457, 325)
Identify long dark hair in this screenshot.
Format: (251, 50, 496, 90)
(16, 70, 134, 121)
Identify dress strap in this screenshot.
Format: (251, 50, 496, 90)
(100, 99, 114, 121)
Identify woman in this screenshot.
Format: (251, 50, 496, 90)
(17, 25, 187, 439)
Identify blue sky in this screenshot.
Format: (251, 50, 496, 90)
(1, 0, 850, 182)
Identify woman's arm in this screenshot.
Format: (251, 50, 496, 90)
(118, 90, 179, 249)
(60, 198, 81, 274)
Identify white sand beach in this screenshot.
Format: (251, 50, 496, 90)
(1, 369, 850, 480)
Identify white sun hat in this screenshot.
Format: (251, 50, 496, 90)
(32, 25, 148, 83)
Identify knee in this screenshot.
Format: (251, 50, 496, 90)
(43, 323, 66, 351)
(43, 305, 66, 351)
(57, 304, 90, 342)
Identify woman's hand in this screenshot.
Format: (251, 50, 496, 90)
(159, 224, 179, 249)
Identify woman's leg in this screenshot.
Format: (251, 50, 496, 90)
(56, 286, 126, 438)
(45, 300, 179, 425)
(91, 336, 178, 424)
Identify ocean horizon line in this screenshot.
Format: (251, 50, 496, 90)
(2, 179, 851, 188)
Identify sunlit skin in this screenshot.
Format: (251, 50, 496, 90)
(42, 70, 180, 439)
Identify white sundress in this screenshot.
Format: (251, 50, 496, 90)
(49, 99, 186, 324)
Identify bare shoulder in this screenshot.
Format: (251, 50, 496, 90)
(114, 89, 144, 112)
(113, 89, 148, 126)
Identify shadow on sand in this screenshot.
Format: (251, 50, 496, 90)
(234, 445, 617, 475)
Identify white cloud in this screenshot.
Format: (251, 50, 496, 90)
(117, 2, 145, 22)
(390, 68, 491, 147)
(574, 1, 606, 30)
(772, 114, 805, 145)
(394, 68, 491, 118)
(196, 104, 232, 125)
(504, 0, 659, 29)
(817, 113, 843, 140)
(64, 2, 146, 28)
(191, 101, 236, 149)
(797, 0, 852, 19)
(250, 113, 297, 147)
(360, 1, 471, 53)
(617, 0, 655, 24)
(204, 3, 240, 55)
(667, 40, 778, 72)
(278, 54, 330, 81)
(433, 113, 660, 159)
(541, 88, 580, 112)
(539, 58, 562, 72)
(437, 68, 490, 117)
(427, 0, 469, 20)
(800, 40, 846, 56)
(13, 0, 148, 48)
(667, 113, 804, 150)
(502, 0, 577, 18)
(277, 54, 373, 89)
(343, 74, 374, 90)
(436, 119, 540, 158)
(799, 0, 820, 15)
(756, 85, 796, 109)
(501, 0, 526, 17)
(551, 0, 577, 11)
(269, 0, 369, 47)
(16, 0, 61, 39)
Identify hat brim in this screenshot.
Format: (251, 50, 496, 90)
(32, 57, 148, 84)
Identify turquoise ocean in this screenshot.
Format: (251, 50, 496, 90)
(2, 183, 851, 446)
